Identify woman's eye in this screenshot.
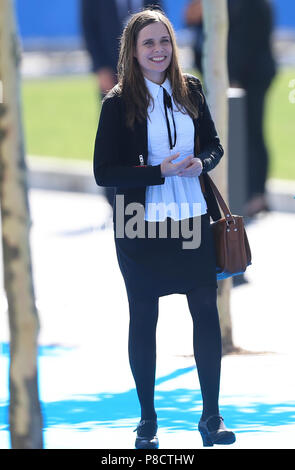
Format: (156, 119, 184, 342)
(143, 39, 170, 46)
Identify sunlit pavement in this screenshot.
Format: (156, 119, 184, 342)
(1, 188, 295, 449)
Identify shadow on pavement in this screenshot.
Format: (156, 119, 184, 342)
(1, 346, 295, 437)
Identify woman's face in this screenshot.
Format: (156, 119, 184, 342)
(134, 22, 173, 84)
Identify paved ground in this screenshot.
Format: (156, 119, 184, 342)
(1, 188, 295, 449)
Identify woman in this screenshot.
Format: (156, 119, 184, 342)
(93, 8, 236, 449)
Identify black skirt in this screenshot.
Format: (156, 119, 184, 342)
(114, 211, 218, 300)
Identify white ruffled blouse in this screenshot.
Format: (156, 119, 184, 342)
(144, 76, 207, 222)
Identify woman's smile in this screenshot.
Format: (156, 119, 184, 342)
(149, 56, 167, 63)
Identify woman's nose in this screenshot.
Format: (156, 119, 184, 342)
(153, 42, 164, 53)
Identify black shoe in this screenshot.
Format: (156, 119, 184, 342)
(134, 419, 159, 449)
(198, 415, 236, 447)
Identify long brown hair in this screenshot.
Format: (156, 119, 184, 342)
(112, 8, 199, 129)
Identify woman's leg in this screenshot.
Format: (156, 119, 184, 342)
(246, 84, 270, 199)
(127, 294, 159, 421)
(186, 285, 222, 420)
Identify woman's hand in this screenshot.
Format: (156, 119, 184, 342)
(178, 157, 203, 177)
(97, 67, 116, 94)
(161, 153, 195, 177)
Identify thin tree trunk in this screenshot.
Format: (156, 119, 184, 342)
(202, 0, 235, 353)
(0, 0, 43, 448)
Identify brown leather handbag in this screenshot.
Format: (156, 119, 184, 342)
(200, 173, 252, 280)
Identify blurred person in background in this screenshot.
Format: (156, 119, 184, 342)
(81, 0, 163, 209)
(185, 0, 276, 217)
(184, 0, 204, 74)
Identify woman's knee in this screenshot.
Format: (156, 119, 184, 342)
(128, 295, 159, 325)
(186, 285, 218, 318)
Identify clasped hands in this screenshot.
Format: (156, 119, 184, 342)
(160, 153, 203, 178)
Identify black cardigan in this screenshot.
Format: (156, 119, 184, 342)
(93, 74, 223, 221)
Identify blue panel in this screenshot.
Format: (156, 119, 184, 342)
(165, 0, 295, 31)
(13, 0, 295, 44)
(164, 0, 188, 31)
(272, 0, 295, 29)
(14, 0, 80, 38)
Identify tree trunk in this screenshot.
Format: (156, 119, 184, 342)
(202, 0, 235, 353)
(0, 0, 43, 448)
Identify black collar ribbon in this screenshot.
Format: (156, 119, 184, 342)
(161, 86, 177, 150)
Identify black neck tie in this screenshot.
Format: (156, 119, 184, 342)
(162, 87, 177, 150)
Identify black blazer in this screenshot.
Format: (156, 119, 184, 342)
(80, 0, 163, 73)
(93, 74, 223, 222)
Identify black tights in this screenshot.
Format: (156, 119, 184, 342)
(127, 285, 222, 422)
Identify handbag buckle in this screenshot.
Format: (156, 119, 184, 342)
(226, 214, 238, 232)
(226, 214, 235, 226)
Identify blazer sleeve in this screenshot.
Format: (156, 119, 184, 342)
(189, 77, 224, 173)
(93, 97, 165, 188)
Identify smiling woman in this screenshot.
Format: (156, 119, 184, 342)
(92, 8, 236, 450)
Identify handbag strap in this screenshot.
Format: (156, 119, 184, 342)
(196, 138, 234, 223)
(204, 174, 235, 224)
